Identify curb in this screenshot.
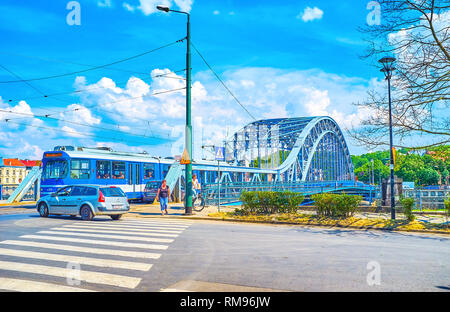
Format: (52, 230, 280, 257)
(126, 214, 450, 236)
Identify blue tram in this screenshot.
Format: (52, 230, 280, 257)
(40, 146, 278, 201)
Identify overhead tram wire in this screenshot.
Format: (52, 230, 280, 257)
(5, 69, 187, 103)
(1, 120, 172, 147)
(0, 109, 169, 140)
(0, 87, 186, 136)
(0, 38, 185, 84)
(0, 64, 76, 114)
(190, 42, 257, 121)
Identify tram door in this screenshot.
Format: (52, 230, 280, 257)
(128, 163, 140, 199)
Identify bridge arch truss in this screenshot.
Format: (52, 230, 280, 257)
(226, 116, 355, 182)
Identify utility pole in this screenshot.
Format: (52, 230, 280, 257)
(157, 5, 193, 215)
(379, 56, 396, 220)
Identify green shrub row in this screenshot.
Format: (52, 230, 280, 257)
(311, 193, 362, 218)
(239, 191, 304, 215)
(400, 197, 416, 222)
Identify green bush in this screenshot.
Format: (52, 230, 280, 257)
(239, 191, 304, 215)
(311, 193, 362, 218)
(445, 198, 450, 217)
(444, 198, 450, 228)
(400, 197, 415, 222)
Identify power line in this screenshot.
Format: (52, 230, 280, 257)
(0, 87, 186, 136)
(49, 86, 187, 117)
(190, 42, 257, 121)
(1, 119, 173, 147)
(5, 69, 186, 103)
(0, 38, 185, 84)
(0, 109, 170, 140)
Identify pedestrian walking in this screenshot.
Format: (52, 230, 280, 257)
(156, 179, 170, 216)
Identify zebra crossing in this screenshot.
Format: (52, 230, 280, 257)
(0, 218, 193, 292)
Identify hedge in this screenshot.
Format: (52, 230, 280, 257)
(311, 193, 362, 218)
(239, 191, 304, 215)
(400, 197, 415, 221)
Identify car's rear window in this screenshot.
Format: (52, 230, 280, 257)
(100, 187, 126, 197)
(145, 182, 160, 190)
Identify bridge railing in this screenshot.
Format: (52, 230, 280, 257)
(202, 180, 376, 206)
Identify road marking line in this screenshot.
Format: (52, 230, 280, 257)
(0, 240, 161, 259)
(160, 288, 194, 292)
(72, 222, 189, 229)
(0, 260, 141, 289)
(61, 224, 183, 234)
(37, 231, 174, 244)
(0, 248, 152, 271)
(119, 220, 193, 226)
(50, 227, 179, 237)
(0, 277, 96, 292)
(19, 235, 168, 250)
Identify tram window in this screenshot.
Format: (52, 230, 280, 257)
(162, 165, 170, 178)
(143, 163, 155, 179)
(112, 162, 125, 179)
(71, 159, 90, 179)
(96, 160, 111, 179)
(42, 160, 68, 179)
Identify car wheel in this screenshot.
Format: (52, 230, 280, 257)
(38, 203, 49, 217)
(110, 214, 122, 220)
(80, 205, 93, 221)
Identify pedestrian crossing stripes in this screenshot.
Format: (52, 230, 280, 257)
(0, 240, 161, 259)
(61, 224, 183, 234)
(36, 230, 175, 243)
(0, 218, 193, 292)
(48, 227, 180, 237)
(0, 277, 96, 292)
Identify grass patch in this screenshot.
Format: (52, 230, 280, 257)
(208, 211, 450, 234)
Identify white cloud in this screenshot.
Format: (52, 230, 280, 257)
(98, 0, 112, 7)
(297, 6, 323, 22)
(123, 0, 193, 15)
(213, 10, 220, 15)
(123, 2, 135, 11)
(0, 65, 378, 159)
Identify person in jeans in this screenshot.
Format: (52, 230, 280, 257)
(156, 179, 170, 215)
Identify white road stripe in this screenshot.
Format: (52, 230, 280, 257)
(50, 227, 179, 238)
(0, 277, 96, 292)
(62, 224, 183, 234)
(119, 220, 193, 226)
(37, 230, 174, 244)
(72, 221, 190, 229)
(67, 223, 187, 231)
(0, 248, 152, 271)
(0, 260, 141, 289)
(20, 235, 168, 250)
(118, 221, 193, 227)
(0, 240, 161, 259)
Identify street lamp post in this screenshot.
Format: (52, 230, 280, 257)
(379, 56, 396, 220)
(157, 5, 193, 215)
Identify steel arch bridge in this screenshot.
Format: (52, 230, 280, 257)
(226, 116, 355, 182)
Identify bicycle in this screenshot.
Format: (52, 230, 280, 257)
(192, 190, 206, 212)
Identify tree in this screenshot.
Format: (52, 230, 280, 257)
(350, 1, 449, 150)
(417, 167, 440, 185)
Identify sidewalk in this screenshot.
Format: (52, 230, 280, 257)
(128, 203, 234, 218)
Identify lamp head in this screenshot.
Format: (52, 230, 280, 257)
(156, 5, 170, 12)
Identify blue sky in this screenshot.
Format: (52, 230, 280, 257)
(0, 0, 388, 159)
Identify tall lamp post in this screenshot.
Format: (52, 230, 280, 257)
(157, 5, 193, 215)
(379, 56, 396, 220)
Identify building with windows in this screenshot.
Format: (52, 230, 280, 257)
(0, 158, 41, 200)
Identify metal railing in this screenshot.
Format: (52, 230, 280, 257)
(403, 188, 450, 210)
(202, 180, 376, 205)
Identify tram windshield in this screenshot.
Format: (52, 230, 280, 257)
(42, 160, 68, 179)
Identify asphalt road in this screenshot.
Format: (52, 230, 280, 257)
(0, 211, 449, 292)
